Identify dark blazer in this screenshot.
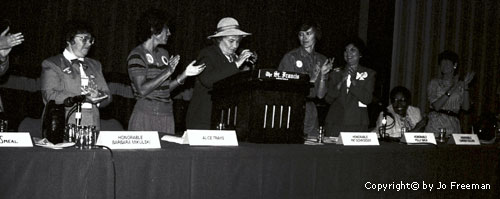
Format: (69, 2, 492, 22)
(40, 54, 111, 128)
(324, 65, 376, 136)
(186, 45, 240, 129)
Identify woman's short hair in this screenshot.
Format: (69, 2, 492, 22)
(438, 50, 459, 65)
(390, 86, 412, 104)
(136, 8, 169, 43)
(343, 36, 366, 57)
(298, 21, 322, 41)
(63, 19, 93, 45)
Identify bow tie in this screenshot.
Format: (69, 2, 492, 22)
(71, 59, 88, 70)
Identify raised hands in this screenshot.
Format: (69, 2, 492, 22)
(463, 71, 475, 88)
(234, 49, 255, 68)
(168, 55, 180, 70)
(184, 60, 206, 76)
(320, 57, 334, 78)
(0, 27, 24, 50)
(448, 72, 475, 94)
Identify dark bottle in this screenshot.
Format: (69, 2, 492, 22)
(42, 100, 66, 144)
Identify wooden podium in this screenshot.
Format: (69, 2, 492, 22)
(211, 69, 310, 143)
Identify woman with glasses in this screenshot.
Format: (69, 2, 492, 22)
(41, 19, 112, 130)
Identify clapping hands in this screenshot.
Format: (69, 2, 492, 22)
(0, 27, 24, 58)
(168, 55, 180, 70)
(184, 60, 206, 76)
(449, 72, 475, 94)
(320, 57, 335, 77)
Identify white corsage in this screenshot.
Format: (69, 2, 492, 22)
(333, 67, 342, 72)
(356, 72, 368, 80)
(296, 60, 303, 68)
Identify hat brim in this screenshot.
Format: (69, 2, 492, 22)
(207, 29, 251, 39)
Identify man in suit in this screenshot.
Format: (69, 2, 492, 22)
(41, 20, 111, 130)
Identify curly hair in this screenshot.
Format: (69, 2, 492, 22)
(63, 19, 93, 45)
(390, 86, 412, 104)
(438, 50, 459, 65)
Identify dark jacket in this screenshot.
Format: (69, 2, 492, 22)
(186, 45, 240, 129)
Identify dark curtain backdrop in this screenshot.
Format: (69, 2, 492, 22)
(3, 0, 361, 79)
(0, 0, 369, 129)
(391, 0, 500, 132)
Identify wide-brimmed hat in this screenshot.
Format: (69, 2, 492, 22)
(207, 17, 251, 39)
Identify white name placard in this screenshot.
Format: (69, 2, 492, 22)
(183, 129, 238, 146)
(96, 131, 161, 149)
(337, 132, 379, 146)
(448, 134, 480, 145)
(0, 132, 33, 147)
(401, 132, 437, 145)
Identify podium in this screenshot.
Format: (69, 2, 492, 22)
(211, 69, 310, 143)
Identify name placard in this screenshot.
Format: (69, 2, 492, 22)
(0, 132, 33, 147)
(337, 132, 379, 146)
(401, 132, 437, 145)
(183, 129, 238, 146)
(448, 134, 480, 145)
(96, 131, 161, 149)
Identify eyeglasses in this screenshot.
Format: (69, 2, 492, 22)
(75, 35, 95, 45)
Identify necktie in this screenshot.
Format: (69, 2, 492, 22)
(71, 59, 87, 70)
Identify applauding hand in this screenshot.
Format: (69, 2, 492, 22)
(184, 60, 206, 76)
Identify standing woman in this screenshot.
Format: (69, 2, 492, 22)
(127, 9, 205, 134)
(425, 50, 474, 135)
(186, 17, 255, 129)
(318, 37, 376, 137)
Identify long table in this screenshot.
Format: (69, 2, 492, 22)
(1, 141, 499, 199)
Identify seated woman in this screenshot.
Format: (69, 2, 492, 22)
(373, 86, 425, 138)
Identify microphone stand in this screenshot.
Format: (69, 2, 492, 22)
(75, 102, 82, 126)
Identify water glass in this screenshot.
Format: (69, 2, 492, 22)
(438, 128, 446, 142)
(74, 125, 98, 149)
(0, 119, 8, 132)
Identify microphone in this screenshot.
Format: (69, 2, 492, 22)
(64, 95, 86, 107)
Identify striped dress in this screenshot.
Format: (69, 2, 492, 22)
(127, 45, 175, 134)
(425, 78, 465, 135)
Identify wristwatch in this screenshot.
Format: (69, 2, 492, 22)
(445, 92, 451, 97)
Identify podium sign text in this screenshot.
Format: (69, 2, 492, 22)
(337, 132, 379, 146)
(401, 133, 437, 145)
(0, 132, 33, 147)
(449, 134, 480, 145)
(96, 131, 161, 149)
(183, 129, 238, 146)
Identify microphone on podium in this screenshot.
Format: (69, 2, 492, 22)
(64, 95, 86, 107)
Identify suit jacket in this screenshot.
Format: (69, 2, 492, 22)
(186, 45, 240, 129)
(41, 54, 111, 129)
(324, 65, 376, 136)
(0, 56, 8, 112)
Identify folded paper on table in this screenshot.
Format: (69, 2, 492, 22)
(33, 137, 74, 149)
(161, 134, 187, 144)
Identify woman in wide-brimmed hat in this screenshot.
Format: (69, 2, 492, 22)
(186, 17, 255, 129)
